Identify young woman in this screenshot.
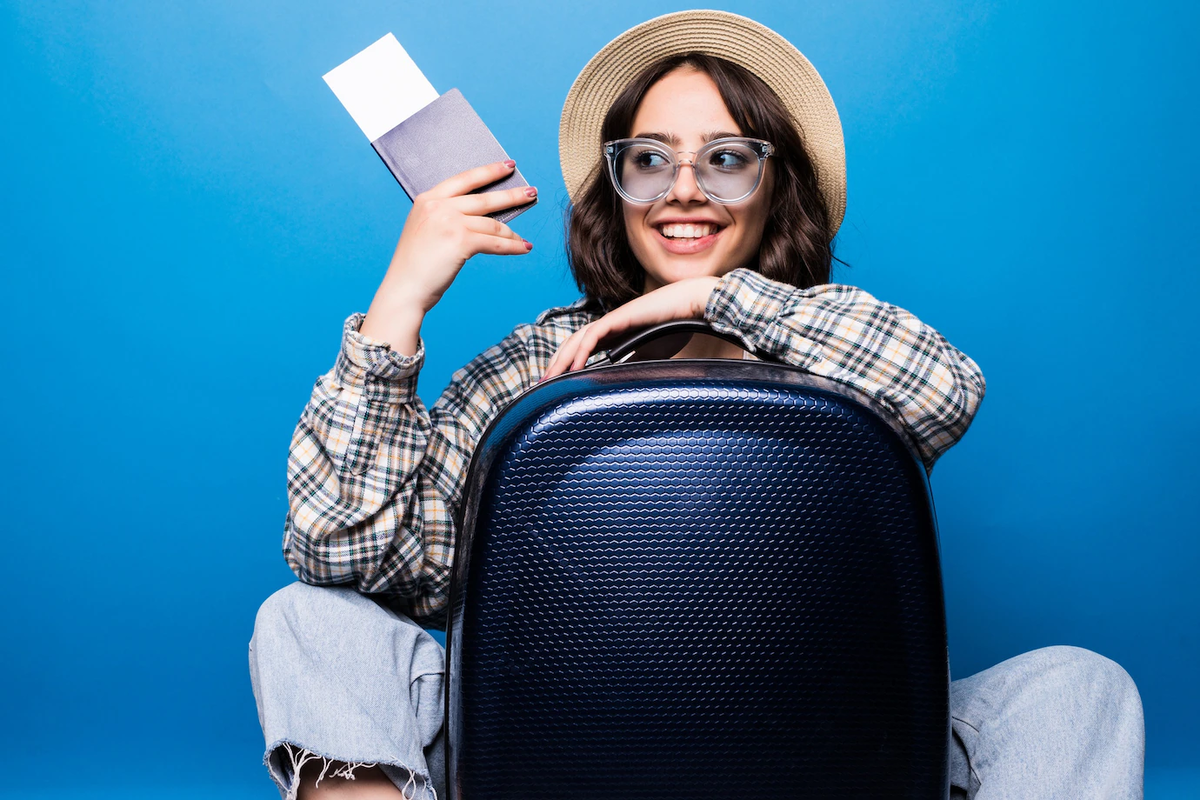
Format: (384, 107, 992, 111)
(250, 11, 1144, 800)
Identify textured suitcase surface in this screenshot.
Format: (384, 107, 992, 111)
(448, 358, 949, 799)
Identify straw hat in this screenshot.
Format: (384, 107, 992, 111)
(559, 9, 846, 234)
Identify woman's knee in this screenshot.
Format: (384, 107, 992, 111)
(1011, 645, 1144, 734)
(250, 581, 444, 683)
(253, 581, 361, 645)
(1031, 646, 1139, 701)
(955, 645, 1143, 729)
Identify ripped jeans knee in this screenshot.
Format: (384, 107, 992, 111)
(250, 583, 447, 800)
(269, 741, 435, 800)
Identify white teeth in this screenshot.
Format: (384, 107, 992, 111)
(658, 223, 717, 239)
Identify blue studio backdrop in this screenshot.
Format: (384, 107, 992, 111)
(1, 1, 1196, 797)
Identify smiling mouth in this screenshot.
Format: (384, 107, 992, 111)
(652, 222, 724, 255)
(655, 222, 723, 239)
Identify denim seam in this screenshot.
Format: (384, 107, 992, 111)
(951, 714, 982, 735)
(951, 714, 985, 791)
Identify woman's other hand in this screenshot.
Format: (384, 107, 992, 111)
(360, 160, 535, 354)
(541, 276, 720, 381)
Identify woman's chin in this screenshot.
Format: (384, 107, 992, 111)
(646, 255, 723, 286)
(672, 261, 724, 283)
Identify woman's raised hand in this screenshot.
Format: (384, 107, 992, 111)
(359, 160, 535, 354)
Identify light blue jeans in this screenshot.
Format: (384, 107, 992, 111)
(249, 582, 1145, 799)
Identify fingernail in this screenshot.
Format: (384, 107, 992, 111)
(524, 186, 537, 198)
(524, 239, 533, 251)
(503, 159, 515, 168)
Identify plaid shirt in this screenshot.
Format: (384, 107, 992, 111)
(284, 267, 986, 627)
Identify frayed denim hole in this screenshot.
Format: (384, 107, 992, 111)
(379, 763, 438, 800)
(267, 742, 387, 800)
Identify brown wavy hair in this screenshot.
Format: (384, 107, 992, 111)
(564, 52, 837, 313)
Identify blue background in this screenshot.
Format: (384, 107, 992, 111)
(2, 1, 1196, 796)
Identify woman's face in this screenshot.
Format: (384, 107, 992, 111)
(622, 66, 774, 294)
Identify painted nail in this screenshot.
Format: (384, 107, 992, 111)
(524, 186, 538, 198)
(524, 240, 533, 251)
(503, 159, 515, 168)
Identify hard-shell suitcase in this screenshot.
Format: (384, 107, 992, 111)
(446, 320, 950, 799)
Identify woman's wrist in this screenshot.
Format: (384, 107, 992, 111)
(692, 275, 722, 318)
(360, 299, 426, 357)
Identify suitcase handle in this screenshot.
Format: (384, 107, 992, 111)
(602, 320, 779, 364)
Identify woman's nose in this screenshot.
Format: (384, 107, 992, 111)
(666, 161, 706, 204)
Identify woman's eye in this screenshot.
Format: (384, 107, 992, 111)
(708, 150, 750, 170)
(632, 150, 669, 169)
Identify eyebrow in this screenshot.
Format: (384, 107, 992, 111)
(632, 130, 742, 147)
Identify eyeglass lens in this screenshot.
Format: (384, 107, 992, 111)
(614, 141, 762, 202)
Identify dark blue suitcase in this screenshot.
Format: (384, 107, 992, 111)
(446, 320, 950, 799)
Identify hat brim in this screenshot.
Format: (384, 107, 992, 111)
(559, 9, 846, 235)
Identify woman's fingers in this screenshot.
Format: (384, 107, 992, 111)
(543, 319, 615, 380)
(423, 159, 518, 200)
(453, 184, 537, 217)
(420, 159, 537, 215)
(463, 212, 530, 255)
(570, 318, 621, 371)
(545, 335, 570, 377)
(463, 215, 525, 242)
(544, 327, 587, 380)
(570, 305, 653, 372)
(469, 231, 532, 256)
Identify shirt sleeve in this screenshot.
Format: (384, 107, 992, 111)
(703, 268, 987, 473)
(282, 312, 549, 628)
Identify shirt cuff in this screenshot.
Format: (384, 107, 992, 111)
(703, 267, 798, 354)
(333, 312, 425, 404)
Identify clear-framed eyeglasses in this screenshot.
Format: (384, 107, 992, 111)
(602, 136, 775, 205)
